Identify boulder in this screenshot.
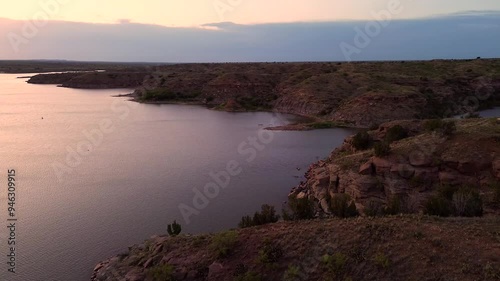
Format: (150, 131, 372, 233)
(354, 176, 380, 193)
(316, 173, 330, 186)
(409, 152, 433, 167)
(208, 262, 225, 278)
(385, 178, 412, 195)
(359, 161, 374, 175)
(439, 171, 477, 186)
(390, 164, 415, 179)
(296, 192, 307, 199)
(152, 244, 164, 256)
(328, 163, 343, 175)
(372, 157, 393, 174)
(320, 198, 331, 214)
(93, 263, 105, 272)
(329, 175, 340, 192)
(456, 156, 492, 175)
(439, 171, 459, 185)
(143, 258, 154, 269)
(312, 182, 327, 198)
(412, 167, 439, 190)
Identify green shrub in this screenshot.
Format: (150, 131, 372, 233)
(424, 119, 444, 132)
(310, 121, 334, 129)
(140, 89, 200, 102)
(452, 187, 483, 217)
(413, 231, 424, 240)
(258, 239, 283, 264)
(352, 131, 372, 150)
(253, 204, 280, 226)
(235, 271, 262, 281)
(409, 175, 425, 188)
(211, 231, 238, 258)
(438, 185, 459, 200)
(441, 121, 457, 136)
(426, 185, 483, 217)
(322, 253, 347, 274)
(385, 125, 408, 143)
(424, 195, 452, 217)
(238, 215, 254, 229)
(384, 196, 403, 215)
(330, 194, 359, 218)
(238, 204, 280, 228)
(283, 265, 301, 281)
(148, 264, 175, 281)
(282, 197, 315, 221)
(483, 262, 500, 280)
(167, 220, 182, 237)
(373, 252, 391, 269)
(364, 200, 384, 217)
(374, 142, 391, 157)
(423, 119, 456, 136)
(233, 263, 247, 277)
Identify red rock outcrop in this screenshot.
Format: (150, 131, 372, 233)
(290, 119, 500, 215)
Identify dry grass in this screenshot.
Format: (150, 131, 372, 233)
(108, 216, 500, 281)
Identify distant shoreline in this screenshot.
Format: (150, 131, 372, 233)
(14, 58, 500, 129)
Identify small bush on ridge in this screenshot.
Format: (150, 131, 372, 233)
(239, 204, 280, 228)
(329, 194, 359, 218)
(374, 142, 391, 157)
(385, 125, 408, 143)
(282, 197, 315, 221)
(352, 131, 372, 150)
(211, 231, 238, 258)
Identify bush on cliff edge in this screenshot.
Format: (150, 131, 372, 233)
(425, 185, 483, 217)
(239, 204, 280, 228)
(283, 197, 315, 221)
(385, 125, 408, 143)
(352, 131, 372, 150)
(374, 142, 391, 157)
(329, 194, 359, 218)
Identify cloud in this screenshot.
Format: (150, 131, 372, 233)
(0, 11, 499, 62)
(117, 19, 132, 24)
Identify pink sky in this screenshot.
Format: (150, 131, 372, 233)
(2, 0, 500, 27)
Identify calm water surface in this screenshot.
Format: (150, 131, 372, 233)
(479, 107, 500, 117)
(0, 74, 355, 281)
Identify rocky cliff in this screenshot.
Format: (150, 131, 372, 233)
(27, 60, 500, 127)
(290, 118, 500, 216)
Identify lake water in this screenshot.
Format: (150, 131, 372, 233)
(0, 74, 355, 281)
(479, 107, 500, 118)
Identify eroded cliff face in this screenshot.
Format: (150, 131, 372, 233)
(28, 60, 500, 126)
(330, 92, 428, 127)
(290, 119, 500, 215)
(28, 71, 149, 89)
